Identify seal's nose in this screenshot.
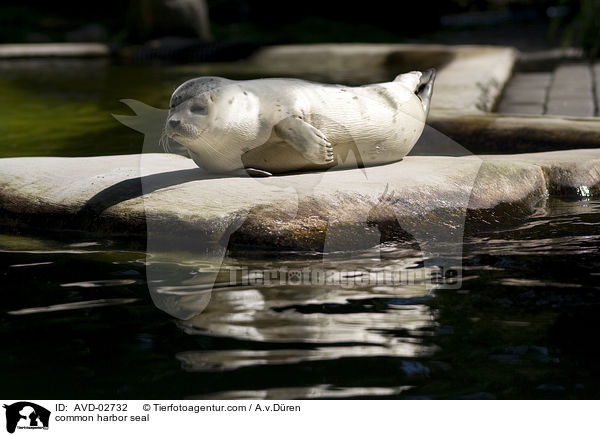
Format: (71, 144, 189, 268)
(168, 119, 181, 128)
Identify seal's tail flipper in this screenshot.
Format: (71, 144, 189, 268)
(416, 68, 436, 116)
(393, 71, 422, 90)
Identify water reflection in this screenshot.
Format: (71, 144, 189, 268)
(1, 201, 599, 399)
(7, 298, 139, 315)
(144, 199, 600, 398)
(192, 384, 414, 400)
(147, 247, 438, 371)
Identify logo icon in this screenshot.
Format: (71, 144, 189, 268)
(3, 402, 50, 434)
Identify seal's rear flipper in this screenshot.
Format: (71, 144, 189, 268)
(416, 68, 436, 116)
(393, 71, 422, 89)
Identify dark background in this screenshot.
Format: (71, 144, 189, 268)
(0, 0, 595, 55)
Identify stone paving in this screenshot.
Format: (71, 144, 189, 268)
(497, 63, 599, 117)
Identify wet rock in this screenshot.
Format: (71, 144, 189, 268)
(0, 149, 598, 249)
(489, 149, 600, 197)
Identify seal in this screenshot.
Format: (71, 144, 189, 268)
(166, 70, 435, 175)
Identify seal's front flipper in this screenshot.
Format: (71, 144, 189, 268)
(188, 149, 272, 177)
(229, 168, 273, 178)
(274, 116, 334, 165)
(244, 168, 273, 177)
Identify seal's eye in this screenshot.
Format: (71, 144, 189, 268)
(190, 104, 208, 115)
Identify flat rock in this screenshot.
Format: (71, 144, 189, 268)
(1, 149, 599, 250)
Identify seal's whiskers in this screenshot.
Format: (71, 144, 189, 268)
(159, 128, 172, 153)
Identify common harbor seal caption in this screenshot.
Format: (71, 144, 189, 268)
(166, 70, 435, 176)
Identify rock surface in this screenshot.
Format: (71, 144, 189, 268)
(1, 149, 599, 249)
(487, 149, 600, 196)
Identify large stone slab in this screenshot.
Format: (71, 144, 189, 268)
(428, 113, 600, 154)
(1, 149, 599, 250)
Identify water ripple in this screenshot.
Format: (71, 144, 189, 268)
(7, 298, 139, 315)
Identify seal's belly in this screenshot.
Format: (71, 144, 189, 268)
(245, 84, 426, 173)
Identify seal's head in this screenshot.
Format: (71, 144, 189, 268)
(166, 77, 228, 142)
(166, 77, 266, 172)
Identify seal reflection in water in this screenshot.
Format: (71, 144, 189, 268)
(166, 70, 435, 176)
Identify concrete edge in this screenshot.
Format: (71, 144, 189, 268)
(428, 112, 600, 154)
(0, 43, 112, 58)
